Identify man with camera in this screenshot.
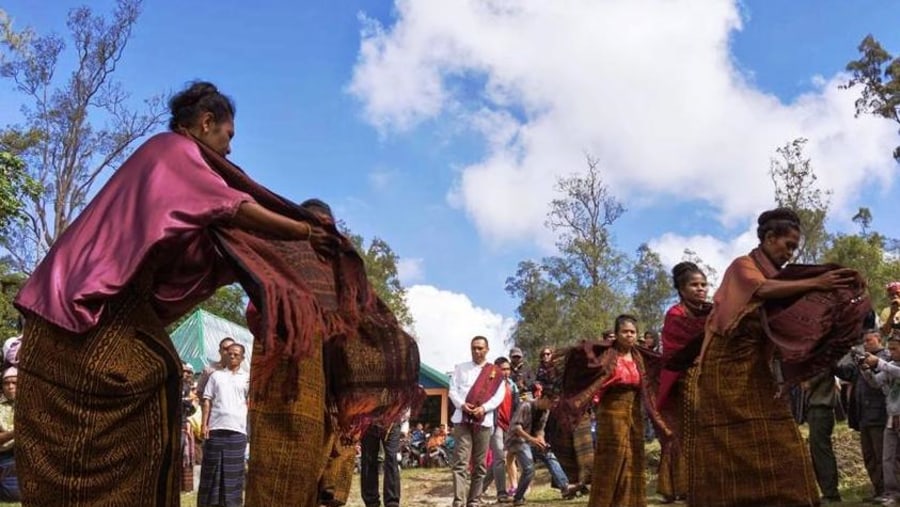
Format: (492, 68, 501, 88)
(836, 330, 890, 503)
(862, 333, 900, 505)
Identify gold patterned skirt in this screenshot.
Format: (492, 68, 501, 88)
(17, 286, 181, 506)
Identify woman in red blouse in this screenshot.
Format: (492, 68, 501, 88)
(587, 314, 664, 507)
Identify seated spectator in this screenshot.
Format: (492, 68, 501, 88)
(0, 367, 19, 501)
(427, 425, 448, 451)
(410, 422, 426, 445)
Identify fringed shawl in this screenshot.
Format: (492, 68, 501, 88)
(196, 141, 422, 431)
(554, 340, 668, 437)
(702, 248, 871, 384)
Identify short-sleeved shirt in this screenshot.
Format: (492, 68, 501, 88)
(203, 369, 249, 434)
(0, 399, 13, 452)
(506, 400, 549, 452)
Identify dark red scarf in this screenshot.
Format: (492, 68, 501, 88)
(464, 364, 504, 424)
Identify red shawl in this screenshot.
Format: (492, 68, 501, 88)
(463, 364, 504, 425)
(657, 302, 711, 410)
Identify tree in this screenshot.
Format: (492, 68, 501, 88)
(631, 244, 674, 333)
(341, 225, 414, 330)
(769, 138, 831, 263)
(843, 35, 900, 160)
(0, 0, 166, 271)
(852, 207, 873, 236)
(506, 155, 630, 360)
(824, 232, 900, 312)
(0, 259, 25, 339)
(0, 152, 38, 229)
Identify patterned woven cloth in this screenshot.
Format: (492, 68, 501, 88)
(588, 386, 646, 507)
(16, 275, 181, 506)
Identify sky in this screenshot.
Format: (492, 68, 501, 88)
(2, 0, 900, 373)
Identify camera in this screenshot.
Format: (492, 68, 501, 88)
(850, 347, 868, 367)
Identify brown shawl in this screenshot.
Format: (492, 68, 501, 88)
(704, 247, 870, 383)
(554, 340, 668, 436)
(196, 141, 422, 428)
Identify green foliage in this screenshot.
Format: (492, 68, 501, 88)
(843, 35, 900, 160)
(824, 231, 900, 312)
(0, 0, 166, 271)
(167, 284, 247, 332)
(507, 156, 630, 361)
(0, 151, 39, 229)
(631, 244, 675, 333)
(341, 225, 414, 330)
(0, 260, 24, 339)
(769, 138, 830, 263)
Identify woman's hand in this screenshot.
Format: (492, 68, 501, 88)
(812, 268, 856, 291)
(308, 225, 340, 258)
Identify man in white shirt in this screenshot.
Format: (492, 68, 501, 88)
(198, 343, 249, 507)
(449, 336, 507, 507)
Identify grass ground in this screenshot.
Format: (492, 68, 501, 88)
(0, 421, 879, 505)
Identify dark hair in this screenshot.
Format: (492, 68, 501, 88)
(227, 343, 246, 355)
(494, 356, 510, 366)
(300, 198, 334, 220)
(614, 314, 639, 334)
(756, 207, 801, 242)
(168, 81, 236, 131)
(643, 330, 658, 339)
(672, 261, 705, 291)
(219, 337, 235, 348)
(471, 336, 489, 347)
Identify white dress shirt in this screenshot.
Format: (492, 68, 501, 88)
(448, 361, 507, 427)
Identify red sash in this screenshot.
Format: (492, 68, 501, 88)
(464, 364, 504, 424)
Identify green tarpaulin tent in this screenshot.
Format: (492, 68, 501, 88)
(170, 309, 253, 373)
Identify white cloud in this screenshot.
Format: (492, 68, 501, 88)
(349, 0, 898, 245)
(368, 168, 396, 192)
(397, 257, 425, 284)
(649, 226, 759, 287)
(405, 284, 515, 373)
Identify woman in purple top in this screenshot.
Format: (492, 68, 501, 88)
(13, 82, 332, 506)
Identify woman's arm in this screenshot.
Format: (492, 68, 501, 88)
(755, 268, 857, 300)
(230, 202, 310, 240)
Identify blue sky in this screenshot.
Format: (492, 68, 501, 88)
(3, 0, 899, 371)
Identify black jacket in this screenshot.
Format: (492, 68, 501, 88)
(834, 348, 890, 430)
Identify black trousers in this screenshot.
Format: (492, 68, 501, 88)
(361, 423, 402, 507)
(807, 406, 840, 498)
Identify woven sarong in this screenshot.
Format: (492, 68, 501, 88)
(687, 314, 818, 507)
(182, 422, 196, 492)
(656, 373, 687, 500)
(16, 278, 181, 506)
(198, 430, 247, 507)
(245, 335, 326, 507)
(548, 411, 592, 485)
(588, 386, 644, 507)
(318, 428, 358, 507)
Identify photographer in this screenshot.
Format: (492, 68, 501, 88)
(835, 330, 889, 502)
(881, 282, 900, 339)
(863, 334, 900, 505)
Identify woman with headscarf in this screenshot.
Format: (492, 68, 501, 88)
(881, 282, 900, 338)
(655, 262, 710, 504)
(686, 207, 864, 507)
